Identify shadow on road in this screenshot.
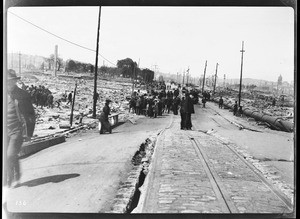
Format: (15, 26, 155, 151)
(15, 173, 80, 188)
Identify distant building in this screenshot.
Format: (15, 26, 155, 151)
(280, 81, 294, 96)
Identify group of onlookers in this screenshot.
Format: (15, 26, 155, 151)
(128, 88, 201, 130)
(22, 84, 54, 108)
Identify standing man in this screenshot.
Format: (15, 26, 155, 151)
(219, 96, 224, 109)
(184, 92, 195, 130)
(148, 96, 154, 118)
(233, 101, 238, 116)
(202, 97, 206, 108)
(158, 97, 163, 116)
(136, 96, 141, 115)
(99, 99, 112, 134)
(129, 97, 136, 114)
(166, 95, 172, 114)
(173, 95, 180, 115)
(47, 93, 54, 108)
(272, 98, 276, 107)
(5, 69, 35, 187)
(180, 96, 186, 130)
(67, 91, 73, 105)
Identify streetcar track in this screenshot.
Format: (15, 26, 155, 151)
(218, 137, 293, 210)
(188, 136, 237, 213)
(188, 119, 293, 212)
(188, 132, 293, 213)
(207, 105, 263, 132)
(194, 104, 293, 211)
(189, 136, 233, 213)
(136, 112, 292, 213)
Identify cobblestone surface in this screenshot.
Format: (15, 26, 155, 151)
(141, 116, 292, 214)
(189, 131, 291, 213)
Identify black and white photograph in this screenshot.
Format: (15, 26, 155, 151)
(3, 0, 296, 217)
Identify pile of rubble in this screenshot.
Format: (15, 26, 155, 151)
(20, 71, 135, 137)
(220, 94, 294, 123)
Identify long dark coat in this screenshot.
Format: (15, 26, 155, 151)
(99, 104, 111, 132)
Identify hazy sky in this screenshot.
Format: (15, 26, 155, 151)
(6, 6, 294, 82)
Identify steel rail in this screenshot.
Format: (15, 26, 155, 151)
(191, 120, 293, 212)
(188, 135, 238, 213)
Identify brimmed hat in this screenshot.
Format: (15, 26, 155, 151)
(8, 69, 20, 80)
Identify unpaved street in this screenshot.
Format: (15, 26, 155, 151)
(5, 114, 172, 213)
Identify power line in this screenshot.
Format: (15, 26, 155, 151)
(8, 11, 116, 66)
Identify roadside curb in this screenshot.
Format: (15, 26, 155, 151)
(20, 135, 66, 158)
(132, 115, 174, 213)
(19, 119, 123, 158)
(131, 130, 164, 213)
(109, 136, 157, 213)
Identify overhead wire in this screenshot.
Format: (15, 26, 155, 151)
(8, 10, 117, 66)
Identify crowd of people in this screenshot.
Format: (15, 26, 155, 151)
(127, 88, 200, 130)
(128, 89, 179, 118)
(21, 84, 55, 108)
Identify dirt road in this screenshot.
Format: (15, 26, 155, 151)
(4, 114, 172, 213)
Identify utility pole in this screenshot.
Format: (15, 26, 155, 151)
(54, 45, 58, 76)
(70, 82, 77, 127)
(132, 62, 136, 95)
(223, 74, 226, 88)
(18, 52, 21, 76)
(202, 60, 207, 94)
(213, 63, 219, 95)
(186, 67, 190, 86)
(182, 70, 185, 86)
(238, 41, 245, 107)
(93, 6, 102, 118)
(11, 52, 13, 68)
(33, 56, 36, 69)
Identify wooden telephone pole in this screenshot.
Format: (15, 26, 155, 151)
(213, 63, 219, 95)
(18, 52, 21, 76)
(132, 58, 140, 94)
(202, 60, 207, 93)
(132, 63, 136, 95)
(70, 82, 77, 127)
(54, 45, 58, 76)
(93, 6, 102, 118)
(186, 67, 190, 86)
(238, 41, 245, 107)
